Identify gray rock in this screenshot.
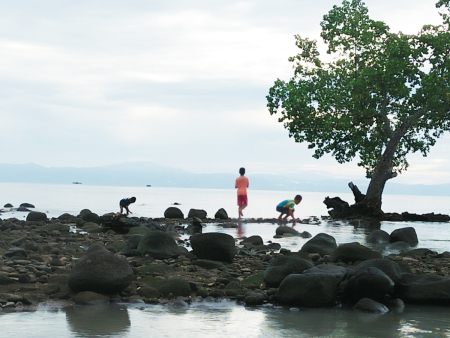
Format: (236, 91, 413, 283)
(214, 208, 228, 220)
(275, 226, 299, 236)
(349, 258, 402, 284)
(190, 232, 236, 263)
(331, 242, 382, 263)
(20, 203, 35, 208)
(277, 273, 339, 307)
(353, 298, 389, 313)
(26, 211, 47, 222)
(300, 233, 337, 256)
(367, 229, 390, 244)
(397, 274, 450, 305)
(344, 267, 394, 304)
(263, 255, 313, 288)
(187, 209, 207, 219)
(390, 227, 418, 247)
(4, 203, 13, 208)
(164, 207, 184, 219)
(73, 291, 110, 305)
(240, 235, 263, 246)
(302, 264, 348, 283)
(137, 230, 180, 259)
(68, 243, 133, 294)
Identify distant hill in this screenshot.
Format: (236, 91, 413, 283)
(0, 162, 448, 196)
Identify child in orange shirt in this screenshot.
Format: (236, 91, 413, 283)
(235, 167, 249, 218)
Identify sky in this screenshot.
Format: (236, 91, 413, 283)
(1, 0, 449, 186)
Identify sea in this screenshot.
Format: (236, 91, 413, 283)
(1, 182, 450, 338)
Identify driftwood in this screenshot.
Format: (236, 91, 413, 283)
(324, 182, 450, 222)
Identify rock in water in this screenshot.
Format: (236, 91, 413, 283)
(214, 208, 228, 220)
(190, 232, 236, 263)
(164, 207, 184, 219)
(26, 211, 47, 222)
(187, 209, 207, 219)
(68, 243, 133, 294)
(137, 230, 180, 259)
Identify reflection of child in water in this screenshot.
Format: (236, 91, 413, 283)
(237, 221, 245, 238)
(119, 197, 136, 215)
(276, 195, 302, 225)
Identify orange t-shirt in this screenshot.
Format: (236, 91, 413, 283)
(235, 176, 249, 195)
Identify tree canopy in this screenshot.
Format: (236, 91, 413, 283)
(267, 0, 450, 214)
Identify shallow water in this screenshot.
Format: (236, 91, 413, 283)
(1, 183, 450, 336)
(2, 301, 450, 338)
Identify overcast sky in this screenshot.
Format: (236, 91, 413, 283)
(1, 0, 448, 186)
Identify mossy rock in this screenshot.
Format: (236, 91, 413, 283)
(139, 277, 190, 297)
(128, 227, 152, 235)
(241, 273, 264, 288)
(138, 264, 174, 276)
(39, 223, 70, 232)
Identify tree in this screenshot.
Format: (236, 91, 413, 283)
(267, 0, 450, 217)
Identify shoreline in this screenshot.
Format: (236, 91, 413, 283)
(1, 210, 450, 313)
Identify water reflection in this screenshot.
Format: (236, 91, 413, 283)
(65, 303, 130, 337)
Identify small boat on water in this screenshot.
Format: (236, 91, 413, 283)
(146, 185, 151, 187)
(73, 182, 82, 184)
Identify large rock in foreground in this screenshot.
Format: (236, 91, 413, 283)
(190, 233, 236, 263)
(263, 256, 313, 288)
(331, 242, 382, 263)
(68, 243, 133, 294)
(277, 273, 339, 307)
(300, 233, 337, 256)
(397, 274, 450, 305)
(137, 231, 180, 259)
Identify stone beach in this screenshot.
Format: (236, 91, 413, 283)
(1, 205, 450, 314)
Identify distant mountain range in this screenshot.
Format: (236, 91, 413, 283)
(0, 162, 448, 196)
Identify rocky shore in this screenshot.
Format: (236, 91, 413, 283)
(1, 205, 450, 314)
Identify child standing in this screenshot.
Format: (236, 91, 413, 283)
(235, 167, 249, 218)
(119, 197, 136, 215)
(276, 195, 302, 225)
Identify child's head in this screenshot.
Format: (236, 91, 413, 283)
(239, 167, 245, 175)
(294, 195, 302, 204)
(130, 197, 137, 203)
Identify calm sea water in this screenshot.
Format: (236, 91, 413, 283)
(1, 182, 450, 337)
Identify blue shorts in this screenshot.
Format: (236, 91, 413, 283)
(276, 206, 291, 214)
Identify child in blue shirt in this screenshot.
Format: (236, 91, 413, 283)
(276, 195, 302, 225)
(120, 197, 136, 215)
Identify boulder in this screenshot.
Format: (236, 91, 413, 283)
(275, 226, 299, 236)
(331, 242, 382, 263)
(73, 291, 110, 305)
(5, 247, 28, 259)
(137, 231, 180, 259)
(26, 211, 47, 222)
(57, 213, 77, 221)
(20, 203, 35, 208)
(67, 243, 133, 294)
(263, 256, 313, 288)
(366, 229, 390, 244)
(302, 264, 348, 283)
(277, 273, 339, 307)
(81, 212, 101, 225)
(343, 267, 394, 304)
(190, 232, 236, 263)
(300, 233, 337, 256)
(397, 274, 450, 305)
(214, 208, 228, 220)
(389, 227, 418, 247)
(353, 298, 389, 313)
(240, 235, 263, 247)
(348, 258, 402, 284)
(3, 203, 13, 208)
(164, 207, 184, 219)
(187, 209, 207, 219)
